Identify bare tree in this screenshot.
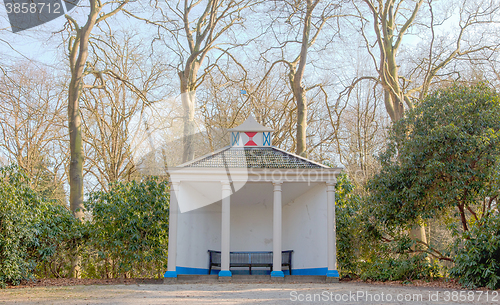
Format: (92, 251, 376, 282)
(352, 0, 500, 122)
(127, 0, 256, 162)
(413, 0, 500, 99)
(335, 81, 389, 193)
(197, 66, 297, 150)
(258, 0, 341, 157)
(0, 63, 67, 202)
(80, 31, 169, 190)
(64, 0, 130, 221)
(63, 0, 131, 279)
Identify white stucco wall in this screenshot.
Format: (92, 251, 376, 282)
(282, 183, 327, 274)
(230, 182, 274, 251)
(176, 181, 328, 275)
(176, 190, 221, 272)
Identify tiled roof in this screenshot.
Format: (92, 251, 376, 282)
(183, 147, 326, 169)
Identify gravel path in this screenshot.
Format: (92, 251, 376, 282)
(1, 282, 499, 305)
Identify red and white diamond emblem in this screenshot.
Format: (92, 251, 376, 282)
(245, 132, 257, 146)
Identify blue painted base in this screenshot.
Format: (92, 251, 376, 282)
(218, 270, 232, 277)
(326, 270, 339, 278)
(177, 266, 210, 275)
(225, 269, 283, 275)
(164, 271, 178, 278)
(174, 266, 328, 276)
(293, 267, 327, 275)
(271, 271, 284, 277)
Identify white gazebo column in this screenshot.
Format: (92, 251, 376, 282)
(219, 181, 232, 277)
(165, 181, 180, 278)
(271, 181, 284, 278)
(326, 180, 339, 279)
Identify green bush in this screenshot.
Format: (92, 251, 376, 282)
(336, 173, 393, 278)
(450, 214, 500, 289)
(0, 166, 40, 286)
(0, 165, 81, 286)
(33, 204, 86, 278)
(84, 178, 170, 278)
(360, 252, 439, 282)
(336, 173, 363, 277)
(0, 164, 171, 284)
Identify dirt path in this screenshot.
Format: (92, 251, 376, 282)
(1, 282, 499, 305)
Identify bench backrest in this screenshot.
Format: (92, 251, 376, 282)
(208, 250, 293, 264)
(281, 250, 292, 264)
(250, 252, 272, 264)
(209, 250, 221, 264)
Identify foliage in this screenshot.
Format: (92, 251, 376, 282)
(336, 173, 391, 278)
(365, 83, 500, 286)
(336, 173, 440, 281)
(0, 166, 39, 286)
(0, 165, 81, 286)
(360, 251, 440, 282)
(357, 235, 440, 282)
(336, 173, 366, 276)
(0, 164, 170, 285)
(84, 178, 170, 278)
(368, 83, 500, 231)
(336, 173, 358, 276)
(33, 204, 86, 279)
(450, 213, 500, 289)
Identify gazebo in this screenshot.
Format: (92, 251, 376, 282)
(164, 116, 342, 280)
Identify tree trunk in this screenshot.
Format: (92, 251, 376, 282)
(378, 1, 428, 247)
(179, 62, 199, 163)
(66, 0, 101, 278)
(69, 254, 80, 278)
(292, 0, 315, 157)
(384, 91, 405, 122)
(385, 90, 427, 248)
(180, 87, 196, 163)
(68, 80, 85, 220)
(409, 222, 428, 246)
(67, 51, 85, 280)
(294, 82, 307, 157)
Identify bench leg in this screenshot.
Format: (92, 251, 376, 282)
(289, 265, 292, 275)
(209, 265, 212, 275)
(249, 266, 252, 275)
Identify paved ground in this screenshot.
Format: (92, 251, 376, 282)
(1, 282, 499, 305)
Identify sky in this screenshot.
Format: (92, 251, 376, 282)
(0, 0, 155, 69)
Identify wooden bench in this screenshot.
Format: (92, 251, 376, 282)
(208, 250, 293, 275)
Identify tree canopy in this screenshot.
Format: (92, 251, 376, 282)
(368, 83, 500, 232)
